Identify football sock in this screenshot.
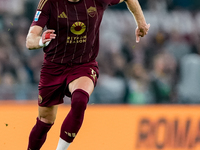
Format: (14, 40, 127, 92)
(27, 117, 53, 150)
(60, 89, 89, 143)
(56, 138, 70, 150)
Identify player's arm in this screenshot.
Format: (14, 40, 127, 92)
(26, 25, 56, 50)
(119, 0, 150, 43)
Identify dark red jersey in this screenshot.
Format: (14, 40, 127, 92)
(31, 0, 120, 65)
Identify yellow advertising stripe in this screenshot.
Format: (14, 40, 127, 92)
(37, 0, 45, 10)
(40, 0, 48, 10)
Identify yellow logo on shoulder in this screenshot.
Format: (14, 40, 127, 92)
(70, 22, 86, 35)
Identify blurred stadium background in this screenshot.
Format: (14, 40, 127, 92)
(1, 0, 200, 150)
(0, 0, 200, 104)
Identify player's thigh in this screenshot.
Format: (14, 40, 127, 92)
(38, 105, 58, 124)
(69, 76, 94, 96)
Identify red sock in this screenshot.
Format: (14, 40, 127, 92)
(27, 118, 53, 150)
(60, 89, 89, 143)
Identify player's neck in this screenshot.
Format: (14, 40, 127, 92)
(68, 0, 80, 2)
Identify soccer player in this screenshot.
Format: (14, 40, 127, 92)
(26, 0, 150, 149)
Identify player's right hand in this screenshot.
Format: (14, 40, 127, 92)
(135, 23, 150, 43)
(41, 30, 56, 44)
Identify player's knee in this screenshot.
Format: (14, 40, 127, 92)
(38, 106, 58, 124)
(38, 112, 57, 124)
(71, 89, 89, 118)
(71, 98, 87, 112)
(39, 114, 56, 124)
(38, 115, 56, 124)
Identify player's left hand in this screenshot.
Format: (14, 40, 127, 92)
(135, 23, 150, 43)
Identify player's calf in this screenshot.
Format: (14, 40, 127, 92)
(60, 89, 89, 143)
(27, 118, 53, 150)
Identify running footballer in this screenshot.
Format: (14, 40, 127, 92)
(26, 0, 150, 149)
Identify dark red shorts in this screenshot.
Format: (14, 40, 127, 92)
(38, 60, 99, 107)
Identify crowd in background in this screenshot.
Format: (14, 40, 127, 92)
(0, 0, 200, 104)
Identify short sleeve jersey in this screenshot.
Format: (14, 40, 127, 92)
(31, 0, 120, 65)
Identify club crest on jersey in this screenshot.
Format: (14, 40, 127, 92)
(70, 22, 86, 35)
(87, 6, 96, 17)
(34, 11, 41, 21)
